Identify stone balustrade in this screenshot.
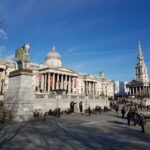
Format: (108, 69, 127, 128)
(33, 92, 110, 113)
(34, 93, 106, 100)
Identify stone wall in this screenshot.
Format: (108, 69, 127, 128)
(32, 95, 110, 113)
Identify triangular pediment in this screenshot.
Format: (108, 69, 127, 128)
(56, 67, 78, 74)
(126, 80, 143, 86)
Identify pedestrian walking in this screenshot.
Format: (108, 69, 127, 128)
(115, 105, 119, 117)
(127, 110, 132, 126)
(88, 106, 91, 116)
(139, 113, 146, 133)
(79, 101, 83, 113)
(121, 107, 125, 118)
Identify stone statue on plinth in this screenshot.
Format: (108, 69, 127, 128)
(15, 43, 30, 70)
(4, 43, 33, 122)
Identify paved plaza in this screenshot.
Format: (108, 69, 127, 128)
(0, 110, 150, 150)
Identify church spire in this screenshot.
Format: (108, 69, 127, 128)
(135, 42, 149, 82)
(138, 41, 143, 56)
(137, 41, 144, 63)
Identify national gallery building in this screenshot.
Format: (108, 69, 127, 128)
(0, 47, 114, 97)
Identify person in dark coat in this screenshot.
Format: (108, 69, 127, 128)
(72, 102, 76, 113)
(79, 101, 83, 113)
(127, 110, 132, 126)
(70, 101, 74, 113)
(121, 107, 126, 118)
(115, 105, 119, 117)
(88, 106, 91, 116)
(139, 114, 146, 133)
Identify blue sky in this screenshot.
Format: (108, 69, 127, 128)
(0, 0, 150, 81)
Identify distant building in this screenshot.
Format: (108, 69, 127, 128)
(0, 46, 114, 97)
(113, 81, 129, 96)
(126, 42, 150, 97)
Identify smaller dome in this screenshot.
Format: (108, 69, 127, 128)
(45, 47, 61, 60)
(99, 70, 105, 78)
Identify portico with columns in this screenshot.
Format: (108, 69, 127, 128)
(39, 68, 78, 95)
(126, 42, 150, 97)
(84, 80, 97, 95)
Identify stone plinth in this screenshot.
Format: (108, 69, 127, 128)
(4, 69, 34, 121)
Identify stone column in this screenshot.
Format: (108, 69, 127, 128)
(92, 83, 94, 94)
(91, 82, 93, 94)
(56, 74, 59, 90)
(45, 73, 47, 92)
(71, 76, 73, 93)
(61, 74, 63, 90)
(44, 73, 46, 92)
(90, 82, 92, 94)
(72, 77, 75, 93)
(86, 81, 89, 94)
(139, 87, 141, 96)
(64, 75, 67, 90)
(41, 74, 44, 91)
(133, 87, 135, 95)
(52, 73, 55, 90)
(85, 81, 87, 94)
(134, 87, 136, 95)
(86, 81, 88, 94)
(68, 76, 71, 93)
(48, 73, 50, 92)
(43, 73, 45, 91)
(94, 83, 96, 95)
(89, 82, 91, 94)
(143, 87, 145, 96)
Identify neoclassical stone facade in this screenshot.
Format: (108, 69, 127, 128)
(0, 47, 114, 97)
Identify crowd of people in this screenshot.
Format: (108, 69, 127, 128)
(33, 109, 48, 121)
(112, 98, 147, 133)
(33, 98, 148, 133)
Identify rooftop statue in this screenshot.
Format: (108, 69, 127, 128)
(15, 43, 30, 70)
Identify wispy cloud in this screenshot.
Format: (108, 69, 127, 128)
(67, 47, 76, 52)
(0, 28, 7, 39)
(0, 16, 7, 39)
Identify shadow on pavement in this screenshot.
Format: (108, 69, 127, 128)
(0, 117, 150, 150)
